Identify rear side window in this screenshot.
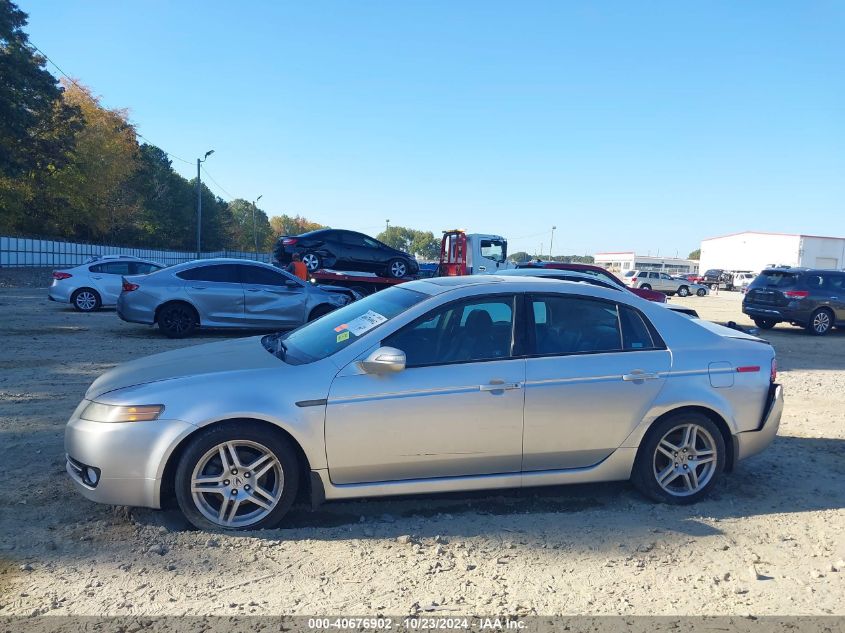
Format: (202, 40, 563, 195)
(131, 262, 162, 275)
(618, 306, 660, 350)
(529, 295, 622, 356)
(177, 264, 240, 283)
(624, 271, 636, 277)
(90, 262, 133, 275)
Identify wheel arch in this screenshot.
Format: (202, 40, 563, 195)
(158, 417, 314, 509)
(634, 405, 736, 473)
(154, 299, 201, 325)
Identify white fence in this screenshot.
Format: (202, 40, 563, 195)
(0, 236, 271, 268)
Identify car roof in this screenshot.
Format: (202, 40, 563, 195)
(167, 258, 277, 272)
(496, 268, 618, 285)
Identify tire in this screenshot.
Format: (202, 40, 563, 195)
(640, 283, 652, 291)
(308, 304, 336, 322)
(387, 258, 409, 279)
(677, 286, 689, 297)
(157, 302, 198, 338)
(807, 308, 833, 336)
(753, 318, 777, 330)
(710, 284, 718, 291)
(632, 412, 725, 505)
(174, 421, 300, 531)
(301, 252, 321, 272)
(696, 288, 707, 297)
(71, 288, 101, 312)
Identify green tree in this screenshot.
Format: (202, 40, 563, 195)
(509, 251, 531, 263)
(0, 0, 81, 233)
(688, 248, 701, 260)
(269, 214, 325, 239)
(228, 198, 272, 251)
(377, 226, 439, 259)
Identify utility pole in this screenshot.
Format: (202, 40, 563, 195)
(252, 195, 263, 256)
(549, 225, 557, 260)
(196, 149, 214, 258)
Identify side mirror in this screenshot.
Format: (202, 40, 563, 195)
(360, 346, 406, 374)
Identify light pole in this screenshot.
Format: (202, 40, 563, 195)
(196, 149, 214, 258)
(385, 219, 390, 233)
(549, 225, 557, 260)
(252, 194, 263, 256)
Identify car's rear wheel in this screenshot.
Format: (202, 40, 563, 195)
(696, 288, 707, 297)
(753, 318, 777, 330)
(157, 302, 198, 338)
(71, 288, 101, 312)
(387, 258, 409, 279)
(632, 412, 725, 505)
(301, 252, 321, 272)
(308, 303, 336, 322)
(640, 283, 652, 290)
(174, 422, 299, 531)
(677, 286, 689, 297)
(807, 308, 833, 336)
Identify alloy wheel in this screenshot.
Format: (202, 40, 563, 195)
(302, 253, 320, 271)
(75, 291, 97, 311)
(190, 440, 284, 528)
(812, 311, 831, 334)
(161, 306, 194, 335)
(652, 423, 717, 497)
(390, 260, 407, 278)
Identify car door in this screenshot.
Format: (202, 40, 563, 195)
(339, 232, 379, 271)
(522, 293, 671, 470)
(659, 272, 676, 292)
(238, 264, 307, 328)
(324, 294, 526, 484)
(179, 264, 245, 325)
(828, 273, 845, 322)
(89, 261, 133, 304)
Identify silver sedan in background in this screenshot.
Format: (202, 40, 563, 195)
(67, 276, 783, 530)
(117, 258, 356, 337)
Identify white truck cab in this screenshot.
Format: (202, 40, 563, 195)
(440, 231, 517, 276)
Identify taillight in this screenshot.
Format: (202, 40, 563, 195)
(770, 358, 777, 383)
(282, 238, 298, 246)
(52, 271, 72, 280)
(631, 277, 637, 284)
(784, 290, 808, 299)
(122, 280, 139, 292)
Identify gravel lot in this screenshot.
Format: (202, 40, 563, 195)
(0, 282, 843, 616)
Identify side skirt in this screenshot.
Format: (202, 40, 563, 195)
(312, 447, 638, 503)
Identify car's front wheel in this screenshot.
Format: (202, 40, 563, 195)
(632, 413, 725, 504)
(387, 258, 409, 279)
(807, 308, 833, 336)
(71, 288, 101, 312)
(696, 288, 707, 297)
(174, 422, 300, 531)
(677, 286, 689, 297)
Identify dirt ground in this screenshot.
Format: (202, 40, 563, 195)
(0, 283, 843, 617)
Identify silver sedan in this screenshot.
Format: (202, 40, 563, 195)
(117, 258, 356, 337)
(66, 276, 783, 530)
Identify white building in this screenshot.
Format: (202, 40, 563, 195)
(699, 231, 845, 273)
(594, 251, 698, 275)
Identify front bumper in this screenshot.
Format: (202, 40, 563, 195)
(735, 384, 783, 461)
(65, 410, 195, 508)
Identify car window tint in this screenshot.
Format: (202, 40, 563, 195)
(385, 296, 515, 367)
(131, 262, 161, 274)
(804, 274, 825, 289)
(619, 306, 657, 350)
(660, 273, 672, 280)
(341, 232, 366, 246)
(239, 265, 291, 286)
(92, 262, 132, 275)
(176, 264, 240, 283)
(363, 237, 381, 248)
(530, 295, 622, 356)
(829, 274, 845, 291)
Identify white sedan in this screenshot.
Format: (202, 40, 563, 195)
(49, 256, 164, 311)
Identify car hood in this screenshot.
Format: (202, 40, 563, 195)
(86, 337, 281, 399)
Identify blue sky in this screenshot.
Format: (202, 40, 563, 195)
(21, 1, 845, 257)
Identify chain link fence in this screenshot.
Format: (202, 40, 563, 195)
(0, 235, 270, 268)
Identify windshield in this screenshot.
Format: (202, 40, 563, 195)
(263, 286, 427, 364)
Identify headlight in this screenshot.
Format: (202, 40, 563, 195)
(80, 402, 164, 423)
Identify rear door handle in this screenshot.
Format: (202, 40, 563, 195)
(479, 381, 522, 392)
(246, 288, 263, 292)
(622, 371, 660, 382)
(191, 286, 208, 290)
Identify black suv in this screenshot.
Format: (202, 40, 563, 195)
(742, 267, 845, 335)
(272, 229, 420, 279)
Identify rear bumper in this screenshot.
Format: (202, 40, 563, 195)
(742, 304, 808, 323)
(116, 295, 156, 325)
(48, 283, 72, 303)
(735, 384, 783, 461)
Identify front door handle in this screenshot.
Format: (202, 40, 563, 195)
(479, 381, 522, 392)
(191, 286, 208, 290)
(246, 288, 263, 292)
(622, 371, 660, 382)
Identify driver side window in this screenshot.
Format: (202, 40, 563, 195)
(384, 295, 515, 367)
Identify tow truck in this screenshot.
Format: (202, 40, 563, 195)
(304, 230, 515, 294)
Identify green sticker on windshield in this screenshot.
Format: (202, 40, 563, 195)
(336, 331, 350, 343)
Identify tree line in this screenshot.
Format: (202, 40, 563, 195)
(0, 0, 327, 252)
